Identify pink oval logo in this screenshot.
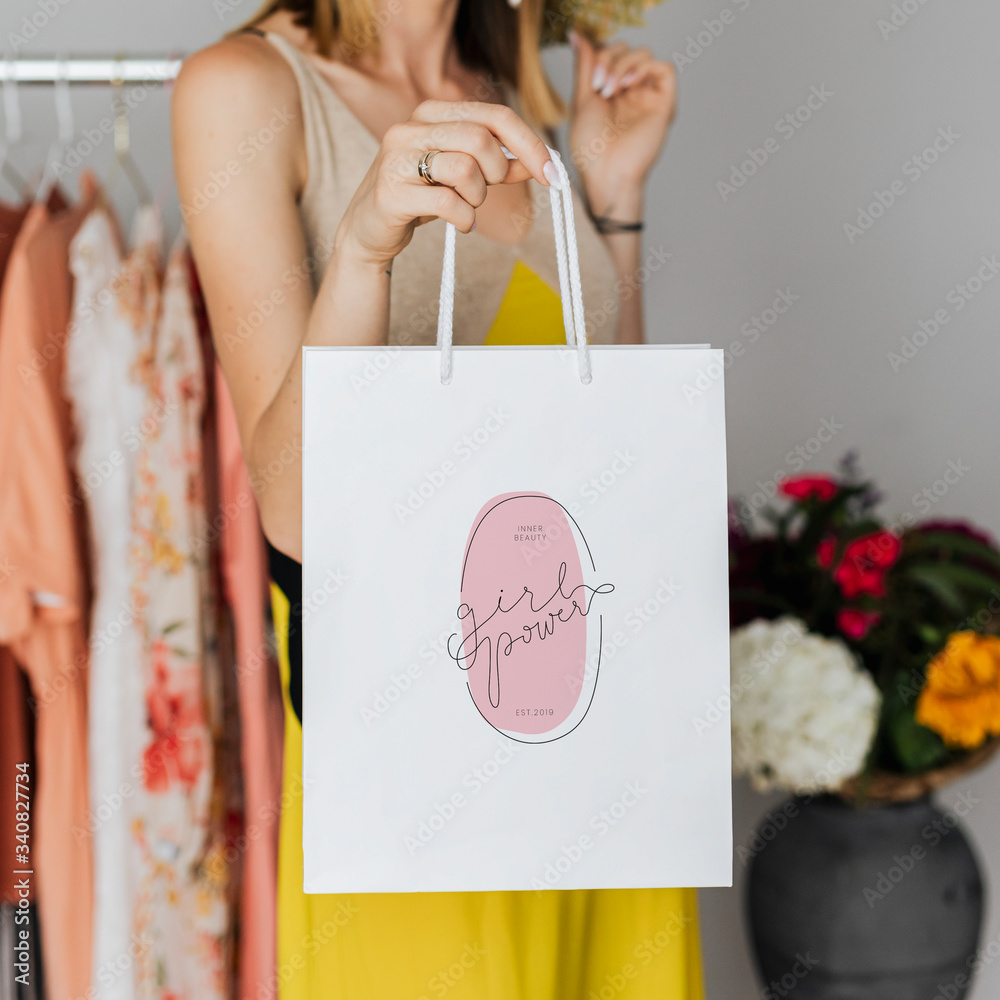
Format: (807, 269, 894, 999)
(449, 493, 614, 742)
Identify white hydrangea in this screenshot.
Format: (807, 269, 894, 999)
(730, 617, 881, 794)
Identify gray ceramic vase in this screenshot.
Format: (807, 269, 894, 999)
(746, 795, 984, 999)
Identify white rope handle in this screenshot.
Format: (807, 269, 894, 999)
(435, 146, 592, 385)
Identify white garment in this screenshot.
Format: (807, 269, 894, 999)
(65, 205, 162, 1000)
(127, 236, 230, 1000)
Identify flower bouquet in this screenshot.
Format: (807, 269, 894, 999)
(729, 457, 1000, 803)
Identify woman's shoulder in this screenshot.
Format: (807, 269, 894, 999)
(171, 31, 306, 194)
(172, 31, 301, 135)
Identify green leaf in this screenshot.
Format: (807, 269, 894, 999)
(925, 562, 1000, 596)
(917, 623, 946, 646)
(888, 710, 949, 772)
(907, 565, 966, 613)
(161, 620, 185, 635)
(885, 673, 949, 772)
(908, 531, 1000, 575)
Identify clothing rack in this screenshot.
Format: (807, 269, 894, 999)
(0, 58, 183, 85)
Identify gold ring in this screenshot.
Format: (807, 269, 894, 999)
(417, 149, 442, 186)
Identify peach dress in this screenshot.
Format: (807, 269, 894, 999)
(0, 182, 97, 1000)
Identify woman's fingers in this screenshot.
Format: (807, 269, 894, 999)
(409, 100, 556, 187)
(577, 38, 672, 101)
(590, 42, 630, 96)
(392, 120, 510, 185)
(602, 48, 655, 97)
(367, 100, 558, 241)
(408, 183, 478, 233)
(415, 150, 488, 208)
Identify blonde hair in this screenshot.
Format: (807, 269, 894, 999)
(244, 0, 564, 126)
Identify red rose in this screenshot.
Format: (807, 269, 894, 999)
(817, 537, 836, 568)
(779, 475, 838, 502)
(837, 608, 881, 640)
(839, 531, 901, 597)
(818, 530, 902, 599)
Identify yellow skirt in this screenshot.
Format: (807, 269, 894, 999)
(271, 583, 705, 1000)
(273, 267, 704, 997)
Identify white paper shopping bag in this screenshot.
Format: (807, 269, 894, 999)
(302, 158, 732, 894)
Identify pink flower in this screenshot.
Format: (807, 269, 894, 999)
(817, 537, 836, 569)
(837, 531, 902, 599)
(818, 531, 902, 599)
(837, 608, 881, 640)
(779, 475, 839, 503)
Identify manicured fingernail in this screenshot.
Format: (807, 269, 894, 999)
(621, 71, 637, 88)
(471, 219, 477, 231)
(568, 29, 579, 50)
(592, 65, 606, 91)
(542, 159, 561, 189)
(600, 78, 616, 99)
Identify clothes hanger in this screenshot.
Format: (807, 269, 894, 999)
(33, 59, 73, 205)
(104, 60, 152, 209)
(152, 51, 181, 214)
(0, 59, 32, 200)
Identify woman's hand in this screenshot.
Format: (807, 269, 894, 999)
(568, 31, 677, 219)
(337, 100, 557, 270)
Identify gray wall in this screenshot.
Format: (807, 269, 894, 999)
(4, 0, 998, 996)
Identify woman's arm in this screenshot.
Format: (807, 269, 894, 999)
(567, 32, 677, 346)
(172, 36, 555, 560)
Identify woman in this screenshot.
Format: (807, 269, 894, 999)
(172, 1, 700, 997)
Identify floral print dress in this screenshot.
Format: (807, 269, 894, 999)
(66, 204, 160, 1000)
(128, 233, 232, 999)
(68, 204, 232, 999)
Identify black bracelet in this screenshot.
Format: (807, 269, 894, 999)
(590, 215, 644, 235)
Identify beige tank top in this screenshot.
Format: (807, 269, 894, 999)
(263, 32, 619, 346)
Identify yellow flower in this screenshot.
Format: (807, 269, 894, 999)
(916, 631, 1000, 749)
